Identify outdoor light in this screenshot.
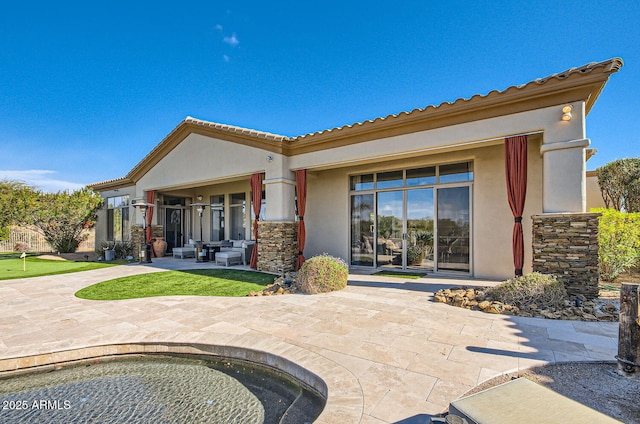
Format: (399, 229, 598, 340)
(561, 104, 572, 121)
(197, 195, 203, 201)
(132, 198, 154, 263)
(266, 155, 273, 162)
(191, 202, 208, 262)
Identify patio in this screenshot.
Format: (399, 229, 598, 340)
(0, 260, 618, 423)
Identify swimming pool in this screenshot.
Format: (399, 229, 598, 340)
(0, 354, 325, 423)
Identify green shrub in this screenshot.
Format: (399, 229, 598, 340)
(296, 254, 348, 294)
(487, 272, 567, 308)
(593, 208, 640, 281)
(96, 240, 134, 260)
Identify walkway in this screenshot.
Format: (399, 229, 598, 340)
(0, 258, 618, 423)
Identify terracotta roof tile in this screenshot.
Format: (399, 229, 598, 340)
(290, 57, 623, 142)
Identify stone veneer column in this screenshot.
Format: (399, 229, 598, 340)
(131, 225, 163, 258)
(257, 221, 298, 274)
(532, 212, 600, 299)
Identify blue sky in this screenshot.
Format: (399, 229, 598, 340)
(1, 1, 638, 192)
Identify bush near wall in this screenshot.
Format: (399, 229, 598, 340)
(592, 208, 640, 281)
(296, 254, 348, 294)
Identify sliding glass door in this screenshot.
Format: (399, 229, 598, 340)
(436, 186, 470, 272)
(375, 189, 435, 271)
(349, 162, 472, 274)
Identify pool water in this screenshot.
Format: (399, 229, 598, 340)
(0, 355, 325, 423)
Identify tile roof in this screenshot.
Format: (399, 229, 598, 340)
(289, 57, 623, 142)
(183, 116, 287, 141)
(89, 57, 622, 190)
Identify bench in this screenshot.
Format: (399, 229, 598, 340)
(215, 251, 242, 267)
(172, 245, 196, 259)
(441, 377, 620, 424)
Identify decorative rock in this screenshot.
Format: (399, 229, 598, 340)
(433, 286, 620, 322)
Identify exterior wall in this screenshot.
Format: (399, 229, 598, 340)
(304, 140, 543, 280)
(137, 133, 274, 192)
(532, 213, 600, 299)
(586, 171, 606, 210)
(94, 186, 136, 249)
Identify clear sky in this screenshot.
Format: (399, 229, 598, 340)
(1, 1, 638, 192)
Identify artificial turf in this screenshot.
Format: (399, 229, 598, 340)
(0, 255, 117, 280)
(75, 269, 276, 300)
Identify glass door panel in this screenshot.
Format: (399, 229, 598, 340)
(377, 191, 404, 268)
(437, 187, 470, 272)
(407, 189, 434, 271)
(350, 194, 374, 266)
(165, 208, 183, 253)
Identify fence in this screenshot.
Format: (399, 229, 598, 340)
(0, 226, 95, 253)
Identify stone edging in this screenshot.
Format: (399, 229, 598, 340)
(0, 341, 363, 424)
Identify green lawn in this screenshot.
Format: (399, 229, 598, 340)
(0, 255, 118, 280)
(75, 269, 276, 300)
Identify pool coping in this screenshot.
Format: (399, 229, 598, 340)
(0, 341, 364, 423)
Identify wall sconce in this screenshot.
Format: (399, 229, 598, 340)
(561, 105, 572, 121)
(266, 155, 273, 162)
(197, 195, 203, 201)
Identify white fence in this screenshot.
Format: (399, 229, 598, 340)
(0, 226, 95, 253)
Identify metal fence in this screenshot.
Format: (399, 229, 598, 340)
(0, 226, 95, 253)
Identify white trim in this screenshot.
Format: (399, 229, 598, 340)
(540, 138, 590, 154)
(263, 177, 296, 186)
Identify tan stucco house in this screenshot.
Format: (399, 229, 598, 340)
(89, 58, 622, 280)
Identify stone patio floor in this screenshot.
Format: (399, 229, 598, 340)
(0, 258, 618, 423)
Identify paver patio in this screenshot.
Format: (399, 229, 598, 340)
(0, 259, 618, 423)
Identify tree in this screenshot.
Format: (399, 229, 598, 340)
(0, 180, 37, 240)
(596, 158, 640, 212)
(30, 188, 104, 253)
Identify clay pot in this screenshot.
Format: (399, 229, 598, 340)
(153, 237, 168, 257)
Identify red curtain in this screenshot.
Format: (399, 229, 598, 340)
(504, 135, 528, 276)
(249, 173, 263, 269)
(145, 190, 155, 257)
(295, 169, 307, 270)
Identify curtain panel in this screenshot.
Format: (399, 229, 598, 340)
(504, 135, 528, 276)
(295, 169, 307, 270)
(249, 173, 263, 269)
(145, 190, 155, 257)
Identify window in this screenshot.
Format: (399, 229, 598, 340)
(439, 162, 473, 183)
(106, 195, 130, 241)
(376, 170, 404, 189)
(229, 192, 246, 240)
(210, 195, 224, 242)
(407, 166, 436, 186)
(350, 174, 374, 191)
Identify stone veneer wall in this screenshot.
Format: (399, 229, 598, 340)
(132, 225, 163, 258)
(258, 221, 298, 274)
(532, 212, 600, 299)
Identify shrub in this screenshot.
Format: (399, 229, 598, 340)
(487, 272, 567, 309)
(593, 208, 640, 281)
(96, 240, 134, 260)
(296, 254, 348, 294)
(596, 158, 640, 212)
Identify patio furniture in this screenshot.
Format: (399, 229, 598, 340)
(172, 244, 197, 259)
(215, 251, 242, 267)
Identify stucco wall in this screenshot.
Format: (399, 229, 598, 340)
(137, 133, 273, 192)
(586, 172, 606, 210)
(303, 140, 543, 280)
